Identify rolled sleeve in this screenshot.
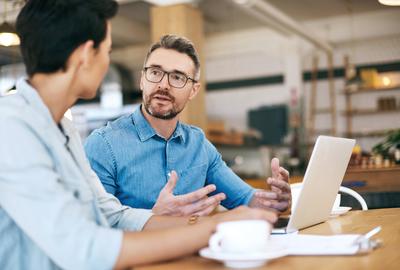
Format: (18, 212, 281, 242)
(114, 208, 154, 231)
(93, 178, 154, 231)
(204, 140, 255, 209)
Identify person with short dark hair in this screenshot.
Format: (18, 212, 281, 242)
(84, 34, 292, 217)
(0, 1, 277, 269)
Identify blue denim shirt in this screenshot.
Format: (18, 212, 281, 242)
(84, 106, 255, 210)
(0, 80, 153, 270)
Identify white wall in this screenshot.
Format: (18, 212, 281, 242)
(205, 27, 295, 131)
(202, 8, 400, 150)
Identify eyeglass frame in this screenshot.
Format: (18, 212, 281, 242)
(143, 66, 198, 89)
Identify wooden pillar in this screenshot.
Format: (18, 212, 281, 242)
(327, 53, 337, 136)
(308, 55, 318, 141)
(150, 4, 207, 130)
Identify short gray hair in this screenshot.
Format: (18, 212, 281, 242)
(144, 34, 200, 80)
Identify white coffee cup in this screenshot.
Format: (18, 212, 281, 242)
(209, 220, 271, 254)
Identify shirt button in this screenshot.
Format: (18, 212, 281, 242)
(73, 190, 80, 198)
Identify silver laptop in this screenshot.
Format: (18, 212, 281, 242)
(273, 136, 355, 234)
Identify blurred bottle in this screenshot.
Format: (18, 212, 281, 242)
(101, 82, 122, 109)
(395, 143, 400, 165)
(350, 144, 362, 167)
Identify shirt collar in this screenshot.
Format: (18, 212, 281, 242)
(172, 121, 186, 143)
(16, 78, 68, 145)
(132, 105, 186, 143)
(132, 106, 156, 142)
(16, 79, 54, 124)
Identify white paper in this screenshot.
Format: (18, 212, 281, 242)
(270, 234, 361, 255)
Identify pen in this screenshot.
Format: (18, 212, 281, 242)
(354, 226, 382, 253)
(364, 226, 382, 240)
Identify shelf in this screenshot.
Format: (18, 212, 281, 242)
(312, 128, 334, 135)
(346, 166, 400, 173)
(343, 85, 400, 95)
(342, 108, 400, 116)
(344, 129, 397, 138)
(314, 108, 332, 114)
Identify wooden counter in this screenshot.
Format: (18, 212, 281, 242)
(245, 175, 304, 189)
(343, 166, 400, 193)
(245, 166, 400, 193)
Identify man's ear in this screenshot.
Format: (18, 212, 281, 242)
(79, 40, 95, 68)
(139, 70, 145, 92)
(65, 40, 95, 73)
(188, 82, 201, 100)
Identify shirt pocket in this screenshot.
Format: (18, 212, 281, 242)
(176, 163, 208, 195)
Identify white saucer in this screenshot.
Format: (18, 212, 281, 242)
(330, 206, 352, 216)
(199, 246, 287, 269)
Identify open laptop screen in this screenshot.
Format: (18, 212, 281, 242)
(273, 136, 355, 234)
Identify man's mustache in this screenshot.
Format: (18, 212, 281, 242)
(149, 90, 175, 102)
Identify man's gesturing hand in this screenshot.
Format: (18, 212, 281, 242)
(249, 158, 291, 213)
(152, 171, 226, 216)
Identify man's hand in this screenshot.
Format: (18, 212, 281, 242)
(249, 158, 291, 213)
(152, 171, 226, 216)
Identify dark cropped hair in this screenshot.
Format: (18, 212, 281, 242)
(144, 34, 201, 80)
(16, 0, 118, 76)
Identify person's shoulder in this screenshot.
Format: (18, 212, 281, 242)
(0, 95, 48, 145)
(0, 94, 42, 128)
(0, 94, 26, 117)
(181, 123, 207, 138)
(89, 113, 133, 139)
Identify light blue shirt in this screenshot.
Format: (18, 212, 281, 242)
(0, 80, 153, 270)
(84, 106, 255, 210)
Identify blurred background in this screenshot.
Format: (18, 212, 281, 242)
(1, 0, 400, 208)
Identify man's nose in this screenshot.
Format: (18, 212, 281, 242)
(158, 73, 171, 89)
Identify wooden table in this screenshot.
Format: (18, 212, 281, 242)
(137, 208, 400, 270)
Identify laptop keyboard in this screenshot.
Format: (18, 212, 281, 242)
(274, 217, 290, 228)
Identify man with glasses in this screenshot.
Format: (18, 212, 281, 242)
(85, 35, 291, 217)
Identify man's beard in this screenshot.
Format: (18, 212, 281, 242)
(143, 90, 183, 120)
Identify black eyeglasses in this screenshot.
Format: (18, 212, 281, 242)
(143, 66, 197, 88)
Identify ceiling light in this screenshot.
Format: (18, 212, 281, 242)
(378, 0, 400, 6)
(0, 22, 20, 47)
(0, 0, 20, 47)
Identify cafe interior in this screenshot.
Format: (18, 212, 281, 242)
(0, 0, 399, 269)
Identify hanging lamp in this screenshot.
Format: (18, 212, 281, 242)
(0, 0, 20, 47)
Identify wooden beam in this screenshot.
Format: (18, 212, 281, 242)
(111, 16, 150, 47)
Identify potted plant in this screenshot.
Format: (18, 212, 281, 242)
(372, 129, 400, 166)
